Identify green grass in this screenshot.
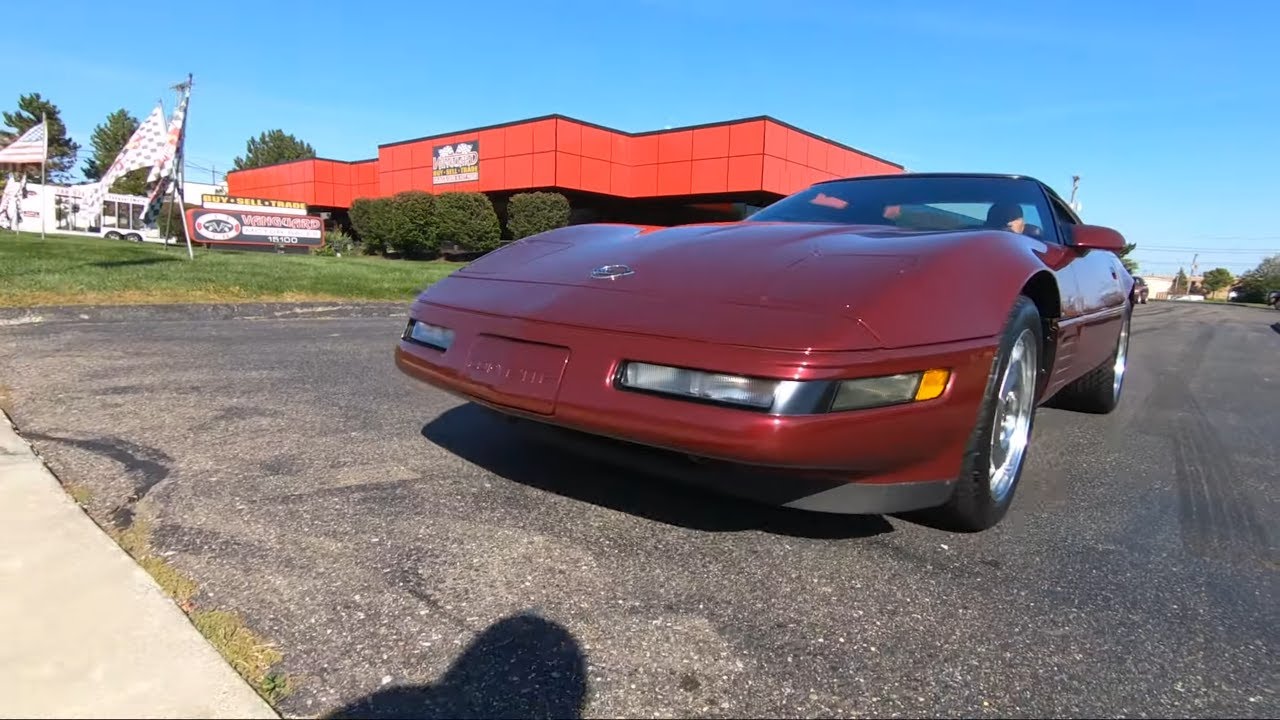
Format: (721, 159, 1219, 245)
(107, 514, 294, 704)
(0, 231, 463, 307)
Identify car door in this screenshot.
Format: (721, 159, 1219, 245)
(1044, 193, 1127, 375)
(1012, 190, 1089, 397)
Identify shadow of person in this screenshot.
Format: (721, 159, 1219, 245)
(421, 403, 893, 540)
(326, 612, 587, 720)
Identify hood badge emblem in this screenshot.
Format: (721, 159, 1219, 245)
(591, 264, 634, 280)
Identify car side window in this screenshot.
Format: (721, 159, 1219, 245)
(1045, 196, 1078, 245)
(1019, 204, 1046, 239)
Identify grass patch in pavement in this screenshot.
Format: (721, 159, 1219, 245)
(192, 610, 292, 702)
(66, 483, 94, 507)
(0, 231, 463, 307)
(106, 515, 294, 704)
(110, 517, 198, 608)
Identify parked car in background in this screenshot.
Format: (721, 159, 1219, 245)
(1268, 289, 1280, 309)
(1130, 276, 1149, 304)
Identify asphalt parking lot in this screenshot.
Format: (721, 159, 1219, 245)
(1, 300, 1276, 718)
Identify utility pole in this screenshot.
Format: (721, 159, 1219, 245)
(1068, 175, 1081, 212)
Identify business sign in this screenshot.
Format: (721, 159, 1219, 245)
(433, 140, 479, 185)
(200, 194, 308, 216)
(185, 208, 324, 247)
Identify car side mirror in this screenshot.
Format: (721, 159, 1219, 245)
(1069, 223, 1127, 252)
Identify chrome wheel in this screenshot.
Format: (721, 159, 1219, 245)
(1112, 315, 1130, 401)
(988, 328, 1037, 502)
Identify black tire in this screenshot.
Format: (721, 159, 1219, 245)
(1046, 306, 1131, 415)
(928, 295, 1044, 532)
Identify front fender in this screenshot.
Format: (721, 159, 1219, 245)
(855, 234, 1065, 349)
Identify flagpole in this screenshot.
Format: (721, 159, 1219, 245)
(40, 112, 46, 240)
(179, 73, 194, 260)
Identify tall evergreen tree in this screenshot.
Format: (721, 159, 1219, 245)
(232, 129, 316, 170)
(83, 109, 149, 196)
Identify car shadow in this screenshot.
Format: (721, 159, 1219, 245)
(421, 403, 893, 540)
(325, 612, 587, 719)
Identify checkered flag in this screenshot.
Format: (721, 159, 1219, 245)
(147, 86, 189, 185)
(82, 103, 168, 215)
(142, 83, 191, 225)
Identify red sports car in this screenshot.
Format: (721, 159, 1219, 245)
(396, 173, 1133, 531)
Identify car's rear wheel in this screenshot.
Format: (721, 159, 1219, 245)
(1046, 306, 1131, 415)
(928, 295, 1042, 532)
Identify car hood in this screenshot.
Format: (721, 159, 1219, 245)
(424, 222, 999, 351)
(457, 222, 923, 302)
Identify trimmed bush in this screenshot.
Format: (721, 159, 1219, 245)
(348, 197, 392, 255)
(387, 190, 438, 259)
(433, 191, 502, 253)
(506, 191, 570, 240)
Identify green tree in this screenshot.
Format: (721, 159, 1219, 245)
(1116, 242, 1138, 274)
(1200, 267, 1233, 295)
(507, 191, 570, 240)
(231, 129, 316, 171)
(1, 93, 80, 182)
(433, 191, 502, 253)
(1172, 267, 1188, 294)
(82, 109, 149, 196)
(1234, 254, 1280, 303)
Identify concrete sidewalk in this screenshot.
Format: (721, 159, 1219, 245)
(0, 411, 277, 719)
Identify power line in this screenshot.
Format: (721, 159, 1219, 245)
(1187, 235, 1280, 241)
(1134, 247, 1277, 254)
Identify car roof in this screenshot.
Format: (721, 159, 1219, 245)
(815, 171, 1053, 185)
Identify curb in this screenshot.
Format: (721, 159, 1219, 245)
(0, 410, 280, 718)
(0, 300, 410, 325)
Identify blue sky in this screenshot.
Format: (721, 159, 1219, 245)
(5, 0, 1277, 275)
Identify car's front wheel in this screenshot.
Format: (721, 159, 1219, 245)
(928, 295, 1043, 532)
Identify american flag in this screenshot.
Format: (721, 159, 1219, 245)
(0, 121, 47, 164)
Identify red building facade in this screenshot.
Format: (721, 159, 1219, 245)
(225, 114, 903, 226)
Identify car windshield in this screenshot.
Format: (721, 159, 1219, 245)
(748, 175, 1054, 236)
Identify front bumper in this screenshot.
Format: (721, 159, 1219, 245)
(396, 300, 999, 500)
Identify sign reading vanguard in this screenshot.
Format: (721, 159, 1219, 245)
(433, 140, 479, 184)
(185, 208, 325, 247)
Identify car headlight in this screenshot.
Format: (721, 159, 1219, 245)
(830, 368, 950, 411)
(618, 362, 779, 409)
(406, 320, 454, 351)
